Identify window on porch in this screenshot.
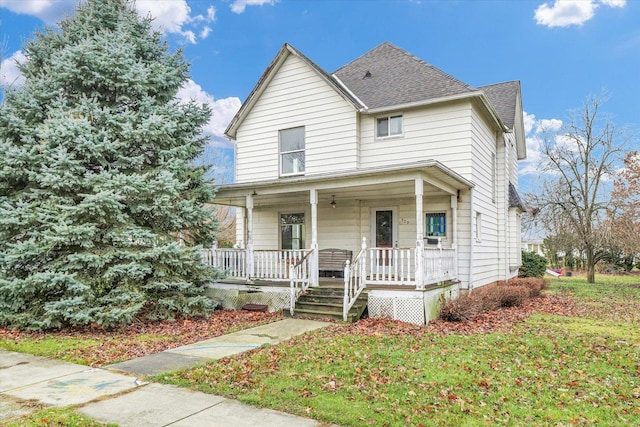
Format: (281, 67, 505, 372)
(281, 213, 305, 250)
(425, 212, 446, 237)
(279, 127, 305, 176)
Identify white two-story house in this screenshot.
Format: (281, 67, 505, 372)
(204, 42, 526, 324)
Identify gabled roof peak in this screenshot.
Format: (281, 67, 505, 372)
(333, 42, 476, 111)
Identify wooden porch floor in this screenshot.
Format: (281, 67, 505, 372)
(213, 277, 457, 292)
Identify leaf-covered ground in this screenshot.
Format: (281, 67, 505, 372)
(0, 310, 282, 366)
(157, 279, 640, 426)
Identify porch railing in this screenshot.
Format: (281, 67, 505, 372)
(202, 247, 311, 281)
(201, 247, 247, 278)
(343, 239, 368, 321)
(254, 249, 308, 280)
(289, 249, 315, 316)
(367, 247, 416, 285)
(341, 239, 456, 288)
(203, 244, 456, 288)
(423, 247, 456, 283)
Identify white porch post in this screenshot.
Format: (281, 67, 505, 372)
(451, 194, 458, 280)
(310, 189, 319, 287)
(246, 195, 254, 280)
(415, 178, 425, 290)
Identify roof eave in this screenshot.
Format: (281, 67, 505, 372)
(225, 44, 364, 140)
(363, 91, 508, 132)
(216, 160, 474, 193)
(514, 88, 527, 160)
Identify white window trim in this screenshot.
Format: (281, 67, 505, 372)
(279, 127, 305, 177)
(369, 206, 399, 249)
(375, 114, 404, 139)
(279, 212, 306, 250)
(425, 211, 447, 239)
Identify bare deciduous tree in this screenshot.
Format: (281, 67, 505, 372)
(528, 95, 628, 283)
(196, 144, 237, 247)
(608, 151, 640, 261)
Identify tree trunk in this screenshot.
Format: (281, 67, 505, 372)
(585, 247, 596, 283)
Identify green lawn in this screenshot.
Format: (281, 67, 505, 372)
(2, 407, 117, 427)
(157, 275, 640, 426)
(0, 310, 281, 366)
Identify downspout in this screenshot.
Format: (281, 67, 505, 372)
(450, 194, 458, 281)
(504, 138, 510, 281)
(468, 187, 475, 293)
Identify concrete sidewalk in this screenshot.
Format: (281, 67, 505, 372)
(108, 318, 329, 375)
(0, 318, 332, 426)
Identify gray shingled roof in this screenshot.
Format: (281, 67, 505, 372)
(509, 182, 525, 211)
(333, 42, 477, 110)
(479, 81, 520, 130)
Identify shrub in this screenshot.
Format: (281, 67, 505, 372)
(494, 285, 529, 307)
(508, 277, 547, 297)
(519, 251, 548, 278)
(438, 278, 545, 322)
(438, 297, 480, 322)
(472, 287, 502, 311)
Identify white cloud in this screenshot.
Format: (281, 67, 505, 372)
(0, 0, 78, 24)
(537, 118, 563, 133)
(135, 1, 190, 33)
(600, 0, 626, 7)
(176, 79, 241, 148)
(534, 0, 626, 28)
(207, 6, 216, 21)
(0, 1, 215, 44)
(0, 50, 27, 88)
(520, 111, 565, 176)
(135, 0, 213, 44)
(200, 26, 212, 39)
(230, 0, 277, 14)
(523, 111, 536, 135)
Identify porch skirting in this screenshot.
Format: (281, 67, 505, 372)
(207, 281, 460, 325)
(367, 282, 460, 325)
(206, 283, 291, 312)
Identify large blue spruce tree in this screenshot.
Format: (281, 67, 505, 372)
(0, 0, 220, 330)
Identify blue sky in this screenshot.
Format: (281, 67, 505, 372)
(1, 0, 639, 188)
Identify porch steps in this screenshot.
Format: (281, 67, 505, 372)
(286, 287, 368, 323)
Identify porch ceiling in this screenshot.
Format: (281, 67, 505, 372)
(213, 160, 473, 207)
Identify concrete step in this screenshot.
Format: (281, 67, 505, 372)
(288, 307, 360, 322)
(287, 289, 368, 322)
(295, 301, 365, 311)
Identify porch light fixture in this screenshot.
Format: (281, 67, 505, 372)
(331, 195, 336, 209)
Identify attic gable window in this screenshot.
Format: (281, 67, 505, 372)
(376, 115, 403, 138)
(279, 126, 305, 176)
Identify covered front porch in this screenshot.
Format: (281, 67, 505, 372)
(208, 161, 472, 322)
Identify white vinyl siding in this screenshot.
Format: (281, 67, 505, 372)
(359, 101, 474, 177)
(236, 54, 357, 183)
(468, 107, 501, 288)
(246, 196, 454, 256)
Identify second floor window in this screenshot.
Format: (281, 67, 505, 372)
(279, 127, 305, 176)
(376, 114, 403, 138)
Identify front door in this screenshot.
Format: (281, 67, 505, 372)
(371, 208, 397, 266)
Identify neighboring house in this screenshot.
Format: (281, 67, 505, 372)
(204, 42, 526, 324)
(523, 239, 546, 257)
